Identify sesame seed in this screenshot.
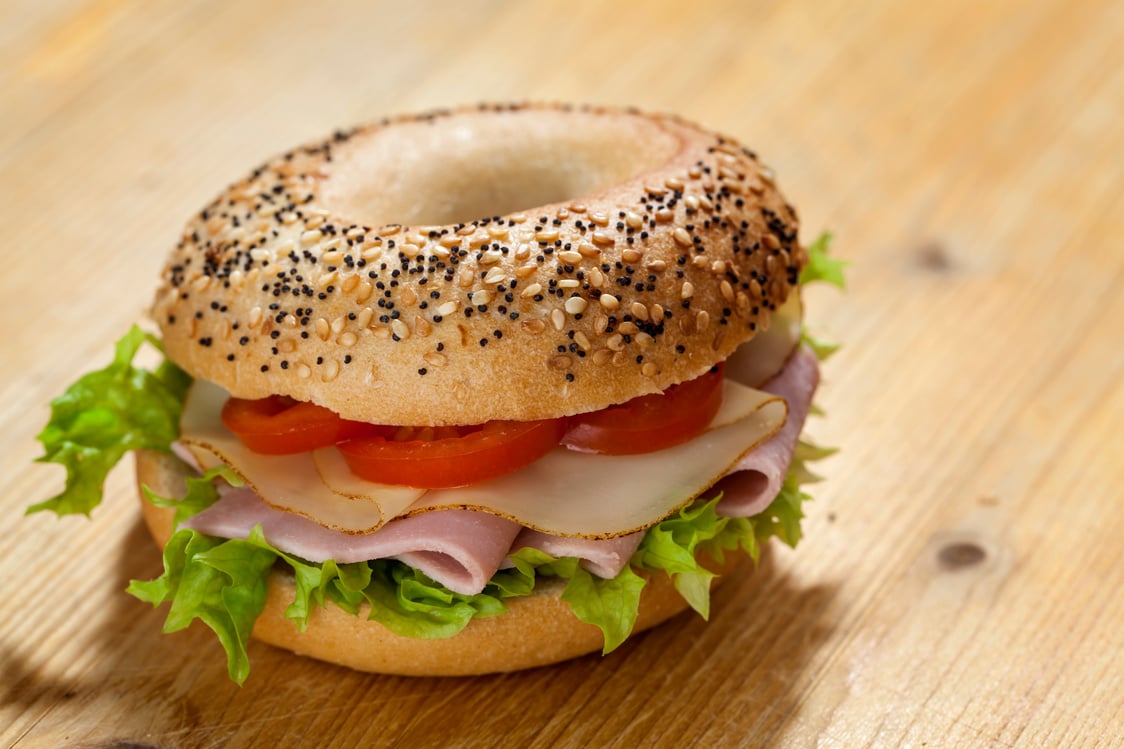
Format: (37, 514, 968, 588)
(521, 318, 546, 334)
(673, 228, 692, 247)
(564, 296, 588, 315)
(607, 333, 624, 351)
(681, 281, 695, 299)
(577, 242, 601, 258)
(599, 294, 620, 310)
(520, 282, 543, 298)
(550, 308, 565, 330)
(559, 250, 583, 264)
(338, 332, 358, 346)
(470, 289, 495, 306)
(391, 319, 410, 339)
(591, 231, 614, 247)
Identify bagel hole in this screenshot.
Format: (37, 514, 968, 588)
(319, 111, 682, 227)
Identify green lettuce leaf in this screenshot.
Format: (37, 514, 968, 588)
(30, 325, 189, 516)
(800, 232, 847, 289)
(127, 526, 276, 685)
(357, 561, 506, 639)
(562, 563, 647, 653)
(801, 329, 842, 361)
(507, 548, 647, 654)
(633, 498, 732, 619)
(142, 465, 243, 529)
(754, 475, 810, 548)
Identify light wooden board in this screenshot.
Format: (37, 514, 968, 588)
(1, 0, 1121, 746)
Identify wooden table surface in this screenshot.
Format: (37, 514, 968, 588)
(2, 0, 1122, 747)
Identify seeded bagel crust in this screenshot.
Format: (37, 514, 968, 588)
(135, 449, 745, 676)
(153, 103, 804, 425)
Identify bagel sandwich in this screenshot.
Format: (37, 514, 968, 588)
(30, 103, 845, 682)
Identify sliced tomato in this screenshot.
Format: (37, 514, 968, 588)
(221, 395, 383, 455)
(561, 365, 725, 455)
(338, 418, 568, 489)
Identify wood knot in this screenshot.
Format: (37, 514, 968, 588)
(937, 541, 987, 570)
(914, 239, 953, 272)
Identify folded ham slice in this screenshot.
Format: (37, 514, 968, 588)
(185, 488, 521, 596)
(715, 346, 820, 517)
(179, 348, 819, 595)
(511, 529, 646, 579)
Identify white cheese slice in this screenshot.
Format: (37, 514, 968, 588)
(725, 291, 804, 387)
(179, 379, 786, 537)
(180, 380, 425, 533)
(407, 387, 786, 537)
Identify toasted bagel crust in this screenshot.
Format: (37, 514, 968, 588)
(153, 103, 804, 425)
(135, 449, 745, 676)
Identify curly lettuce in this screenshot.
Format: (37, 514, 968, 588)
(29, 325, 190, 516)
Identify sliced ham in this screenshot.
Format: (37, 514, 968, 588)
(511, 529, 645, 579)
(714, 346, 820, 517)
(184, 488, 521, 596)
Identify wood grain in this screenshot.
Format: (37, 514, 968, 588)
(2, 0, 1121, 746)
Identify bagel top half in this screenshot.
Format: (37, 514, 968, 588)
(153, 103, 806, 425)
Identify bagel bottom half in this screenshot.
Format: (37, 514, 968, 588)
(134, 449, 747, 676)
